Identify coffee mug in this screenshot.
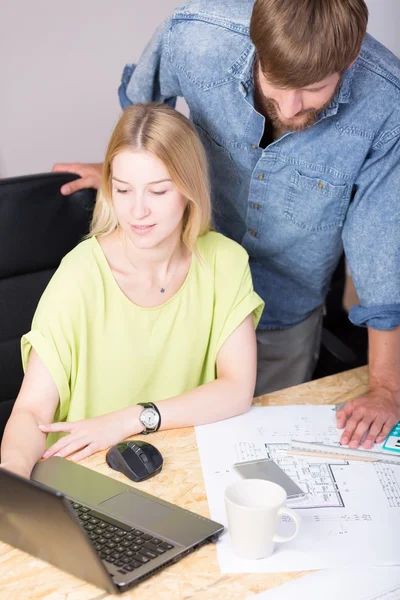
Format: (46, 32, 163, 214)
(225, 478, 301, 559)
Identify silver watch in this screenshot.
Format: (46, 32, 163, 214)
(138, 402, 161, 434)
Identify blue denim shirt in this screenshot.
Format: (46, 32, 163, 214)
(119, 0, 400, 331)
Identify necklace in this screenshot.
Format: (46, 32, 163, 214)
(119, 234, 183, 294)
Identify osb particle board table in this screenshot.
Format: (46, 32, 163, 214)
(0, 366, 368, 600)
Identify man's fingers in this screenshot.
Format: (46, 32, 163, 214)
(51, 162, 102, 195)
(60, 177, 94, 196)
(340, 413, 364, 446)
(52, 163, 88, 195)
(336, 402, 353, 429)
(361, 419, 385, 448)
(346, 416, 374, 448)
(376, 418, 398, 444)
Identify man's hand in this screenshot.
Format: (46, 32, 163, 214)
(336, 387, 400, 449)
(39, 407, 142, 463)
(52, 163, 103, 195)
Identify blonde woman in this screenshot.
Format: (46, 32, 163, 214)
(1, 104, 264, 478)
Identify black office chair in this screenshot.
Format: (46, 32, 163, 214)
(0, 173, 96, 441)
(313, 253, 368, 380)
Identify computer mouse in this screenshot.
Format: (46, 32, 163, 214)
(105, 440, 163, 482)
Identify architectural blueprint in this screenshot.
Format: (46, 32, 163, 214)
(195, 406, 400, 572)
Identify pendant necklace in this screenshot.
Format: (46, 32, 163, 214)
(119, 234, 183, 294)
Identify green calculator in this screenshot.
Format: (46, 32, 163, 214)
(382, 422, 400, 454)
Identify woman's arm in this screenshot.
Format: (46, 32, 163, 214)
(0, 350, 59, 478)
(158, 313, 257, 428)
(41, 315, 257, 461)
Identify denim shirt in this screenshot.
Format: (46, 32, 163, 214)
(119, 0, 400, 331)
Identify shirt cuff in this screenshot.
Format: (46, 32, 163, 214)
(349, 304, 400, 330)
(118, 64, 137, 109)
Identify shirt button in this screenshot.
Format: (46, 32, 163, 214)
(252, 203, 260, 210)
(248, 229, 258, 237)
(257, 173, 264, 180)
(318, 181, 325, 189)
(251, 144, 258, 149)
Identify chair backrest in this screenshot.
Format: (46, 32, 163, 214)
(0, 173, 96, 411)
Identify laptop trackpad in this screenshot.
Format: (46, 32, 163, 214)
(99, 491, 174, 529)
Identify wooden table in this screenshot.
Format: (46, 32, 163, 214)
(0, 366, 369, 600)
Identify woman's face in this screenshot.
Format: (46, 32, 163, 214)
(111, 149, 187, 250)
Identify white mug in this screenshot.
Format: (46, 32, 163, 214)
(225, 479, 301, 560)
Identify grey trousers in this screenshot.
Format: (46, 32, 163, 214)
(255, 306, 324, 397)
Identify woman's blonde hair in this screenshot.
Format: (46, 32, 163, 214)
(89, 103, 212, 251)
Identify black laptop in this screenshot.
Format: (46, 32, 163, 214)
(0, 457, 223, 594)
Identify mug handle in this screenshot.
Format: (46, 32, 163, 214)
(273, 506, 301, 543)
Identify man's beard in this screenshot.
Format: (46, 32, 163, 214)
(262, 97, 321, 133)
(254, 63, 340, 136)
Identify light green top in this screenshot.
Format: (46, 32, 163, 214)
(22, 232, 264, 443)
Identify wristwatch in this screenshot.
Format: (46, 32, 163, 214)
(137, 402, 161, 435)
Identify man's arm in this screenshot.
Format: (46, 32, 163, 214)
(53, 16, 182, 195)
(337, 126, 400, 447)
(336, 326, 400, 448)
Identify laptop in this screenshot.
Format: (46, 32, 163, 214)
(0, 457, 223, 594)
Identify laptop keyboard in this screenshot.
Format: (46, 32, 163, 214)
(69, 500, 174, 573)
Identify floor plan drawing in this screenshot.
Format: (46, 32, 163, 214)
(263, 442, 346, 508)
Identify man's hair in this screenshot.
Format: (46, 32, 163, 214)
(250, 0, 368, 88)
(90, 103, 211, 251)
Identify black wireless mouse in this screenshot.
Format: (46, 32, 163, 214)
(105, 440, 163, 482)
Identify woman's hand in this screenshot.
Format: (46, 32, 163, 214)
(40, 407, 142, 462)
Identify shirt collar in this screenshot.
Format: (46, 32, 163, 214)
(319, 64, 355, 118)
(228, 43, 256, 95)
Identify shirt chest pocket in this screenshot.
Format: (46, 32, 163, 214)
(284, 170, 350, 232)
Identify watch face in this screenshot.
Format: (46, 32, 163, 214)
(141, 408, 159, 430)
